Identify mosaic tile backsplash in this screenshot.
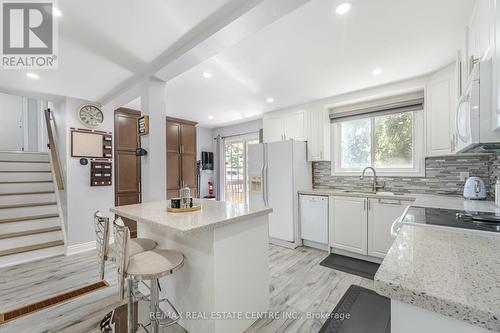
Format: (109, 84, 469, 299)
(313, 155, 500, 198)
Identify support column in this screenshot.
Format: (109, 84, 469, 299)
(141, 78, 167, 202)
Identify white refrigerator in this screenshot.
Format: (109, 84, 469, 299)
(248, 140, 311, 247)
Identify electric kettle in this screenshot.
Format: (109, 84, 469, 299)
(463, 177, 487, 200)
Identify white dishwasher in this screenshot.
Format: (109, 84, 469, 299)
(299, 194, 329, 250)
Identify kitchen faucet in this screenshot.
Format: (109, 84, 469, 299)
(360, 167, 385, 193)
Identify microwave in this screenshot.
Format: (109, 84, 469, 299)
(456, 60, 500, 153)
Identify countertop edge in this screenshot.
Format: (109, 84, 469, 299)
(373, 277, 499, 331)
(110, 206, 273, 236)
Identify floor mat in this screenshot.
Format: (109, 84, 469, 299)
(319, 254, 380, 280)
(318, 284, 390, 333)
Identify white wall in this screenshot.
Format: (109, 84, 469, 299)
(197, 126, 214, 197)
(212, 119, 262, 138)
(265, 75, 428, 119)
(52, 97, 114, 248)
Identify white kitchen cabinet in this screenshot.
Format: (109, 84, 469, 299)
(468, 0, 494, 67)
(330, 196, 368, 255)
(263, 111, 307, 143)
(263, 116, 284, 143)
(307, 109, 331, 161)
(284, 110, 307, 141)
(425, 63, 458, 156)
(367, 198, 410, 258)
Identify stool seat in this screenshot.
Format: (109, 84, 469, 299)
(109, 238, 157, 258)
(126, 249, 184, 280)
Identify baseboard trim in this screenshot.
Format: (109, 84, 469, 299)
(66, 241, 96, 255)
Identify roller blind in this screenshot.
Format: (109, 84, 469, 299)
(329, 91, 424, 123)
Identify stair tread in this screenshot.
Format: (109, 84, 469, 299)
(0, 227, 61, 239)
(0, 181, 53, 184)
(0, 171, 51, 173)
(0, 214, 59, 224)
(0, 240, 64, 257)
(0, 191, 55, 196)
(0, 161, 49, 163)
(0, 202, 57, 209)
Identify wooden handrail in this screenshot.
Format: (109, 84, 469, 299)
(44, 109, 64, 190)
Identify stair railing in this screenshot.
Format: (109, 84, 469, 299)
(44, 109, 64, 190)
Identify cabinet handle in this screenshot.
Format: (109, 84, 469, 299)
(378, 199, 402, 205)
(363, 200, 367, 210)
(367, 200, 370, 210)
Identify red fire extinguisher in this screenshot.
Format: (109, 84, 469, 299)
(208, 181, 214, 196)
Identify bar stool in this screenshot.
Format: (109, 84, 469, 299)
(113, 217, 184, 333)
(93, 211, 158, 280)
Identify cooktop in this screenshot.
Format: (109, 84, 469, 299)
(402, 206, 500, 233)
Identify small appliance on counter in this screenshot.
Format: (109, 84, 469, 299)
(463, 177, 487, 200)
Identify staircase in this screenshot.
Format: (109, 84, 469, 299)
(0, 151, 65, 267)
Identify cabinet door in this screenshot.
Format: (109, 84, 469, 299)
(307, 109, 330, 161)
(307, 110, 322, 161)
(367, 199, 410, 258)
(180, 124, 196, 154)
(330, 196, 367, 255)
(426, 65, 456, 156)
(284, 111, 307, 141)
(263, 116, 284, 143)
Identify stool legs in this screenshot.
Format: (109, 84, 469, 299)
(127, 279, 136, 333)
(150, 279, 160, 333)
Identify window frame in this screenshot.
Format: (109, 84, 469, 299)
(331, 110, 425, 177)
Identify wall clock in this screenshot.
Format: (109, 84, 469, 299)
(77, 104, 104, 128)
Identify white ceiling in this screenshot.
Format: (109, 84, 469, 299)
(0, 0, 475, 129)
(0, 0, 233, 101)
(164, 0, 474, 127)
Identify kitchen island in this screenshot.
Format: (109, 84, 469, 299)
(111, 199, 272, 333)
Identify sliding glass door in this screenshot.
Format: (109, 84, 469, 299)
(224, 136, 259, 204)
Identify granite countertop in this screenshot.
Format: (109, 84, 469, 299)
(110, 199, 272, 236)
(374, 225, 500, 331)
(300, 188, 500, 330)
(298, 189, 499, 212)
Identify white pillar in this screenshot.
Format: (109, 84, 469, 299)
(141, 78, 167, 202)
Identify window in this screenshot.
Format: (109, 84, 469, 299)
(333, 110, 424, 176)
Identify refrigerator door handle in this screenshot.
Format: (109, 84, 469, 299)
(261, 146, 267, 206)
(264, 144, 269, 206)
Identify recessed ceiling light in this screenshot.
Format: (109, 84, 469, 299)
(208, 115, 214, 120)
(335, 2, 352, 15)
(202, 72, 212, 78)
(52, 7, 62, 17)
(26, 72, 39, 80)
(372, 68, 383, 76)
(266, 98, 274, 103)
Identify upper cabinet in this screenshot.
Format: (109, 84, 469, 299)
(263, 110, 306, 142)
(307, 109, 331, 161)
(263, 109, 331, 161)
(468, 0, 494, 68)
(425, 63, 458, 156)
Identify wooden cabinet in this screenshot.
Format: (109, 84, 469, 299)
(425, 63, 458, 156)
(330, 196, 368, 255)
(166, 117, 197, 199)
(367, 198, 409, 258)
(263, 110, 307, 143)
(307, 109, 330, 161)
(114, 108, 141, 238)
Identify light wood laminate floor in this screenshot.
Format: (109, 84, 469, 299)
(0, 245, 373, 333)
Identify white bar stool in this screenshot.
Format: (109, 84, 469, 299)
(94, 211, 158, 280)
(113, 218, 185, 333)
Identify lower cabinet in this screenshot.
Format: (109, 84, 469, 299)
(330, 197, 368, 255)
(330, 196, 410, 259)
(367, 198, 410, 258)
